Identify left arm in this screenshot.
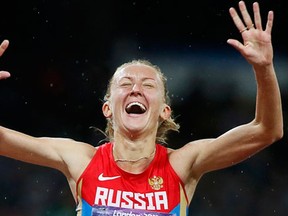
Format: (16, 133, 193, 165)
(171, 1, 283, 186)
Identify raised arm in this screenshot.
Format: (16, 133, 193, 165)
(172, 1, 283, 188)
(226, 1, 283, 140)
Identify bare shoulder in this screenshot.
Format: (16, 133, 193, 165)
(61, 138, 97, 163)
(168, 139, 214, 161)
(41, 137, 98, 180)
(38, 136, 97, 161)
(167, 139, 214, 180)
(166, 140, 214, 201)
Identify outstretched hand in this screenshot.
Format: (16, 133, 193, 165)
(227, 1, 274, 67)
(0, 39, 11, 79)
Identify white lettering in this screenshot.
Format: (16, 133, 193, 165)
(95, 187, 108, 205)
(134, 193, 146, 209)
(122, 191, 134, 209)
(113, 210, 141, 216)
(155, 191, 168, 210)
(95, 187, 168, 210)
(108, 189, 121, 207)
(146, 192, 155, 210)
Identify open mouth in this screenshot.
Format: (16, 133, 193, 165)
(125, 102, 147, 114)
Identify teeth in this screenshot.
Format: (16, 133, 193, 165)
(125, 102, 147, 114)
(126, 102, 146, 111)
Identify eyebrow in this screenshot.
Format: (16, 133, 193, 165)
(118, 76, 156, 82)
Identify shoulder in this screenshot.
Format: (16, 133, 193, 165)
(57, 139, 98, 178)
(168, 139, 214, 178)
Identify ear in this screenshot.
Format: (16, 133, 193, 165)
(102, 101, 112, 118)
(160, 104, 171, 121)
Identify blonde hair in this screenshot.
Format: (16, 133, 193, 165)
(103, 59, 180, 144)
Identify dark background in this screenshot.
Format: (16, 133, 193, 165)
(0, 0, 287, 215)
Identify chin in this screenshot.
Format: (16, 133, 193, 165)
(123, 123, 148, 135)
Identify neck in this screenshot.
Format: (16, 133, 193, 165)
(112, 134, 157, 173)
(113, 130, 156, 152)
(113, 146, 156, 174)
(114, 147, 156, 163)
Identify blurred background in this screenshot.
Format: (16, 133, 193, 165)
(0, 0, 287, 215)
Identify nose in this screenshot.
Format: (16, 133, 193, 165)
(130, 83, 142, 95)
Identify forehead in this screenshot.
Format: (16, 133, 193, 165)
(113, 64, 161, 82)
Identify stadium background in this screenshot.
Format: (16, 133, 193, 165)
(0, 0, 287, 215)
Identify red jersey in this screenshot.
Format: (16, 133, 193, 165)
(76, 142, 189, 215)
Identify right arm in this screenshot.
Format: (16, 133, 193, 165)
(0, 126, 95, 177)
(0, 126, 96, 201)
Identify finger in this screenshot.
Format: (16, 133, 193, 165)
(0, 71, 11, 79)
(253, 2, 262, 30)
(227, 39, 245, 52)
(0, 40, 9, 57)
(229, 7, 247, 34)
(265, 11, 274, 35)
(239, 1, 254, 29)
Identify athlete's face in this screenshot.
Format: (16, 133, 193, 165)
(102, 64, 171, 138)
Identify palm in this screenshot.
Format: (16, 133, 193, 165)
(241, 28, 273, 65)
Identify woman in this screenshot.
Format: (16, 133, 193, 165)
(0, 1, 283, 215)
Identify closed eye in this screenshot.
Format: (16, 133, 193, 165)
(143, 82, 156, 89)
(119, 82, 132, 87)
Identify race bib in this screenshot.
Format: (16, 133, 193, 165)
(92, 205, 176, 216)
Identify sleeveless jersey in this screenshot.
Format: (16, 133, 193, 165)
(76, 142, 189, 216)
